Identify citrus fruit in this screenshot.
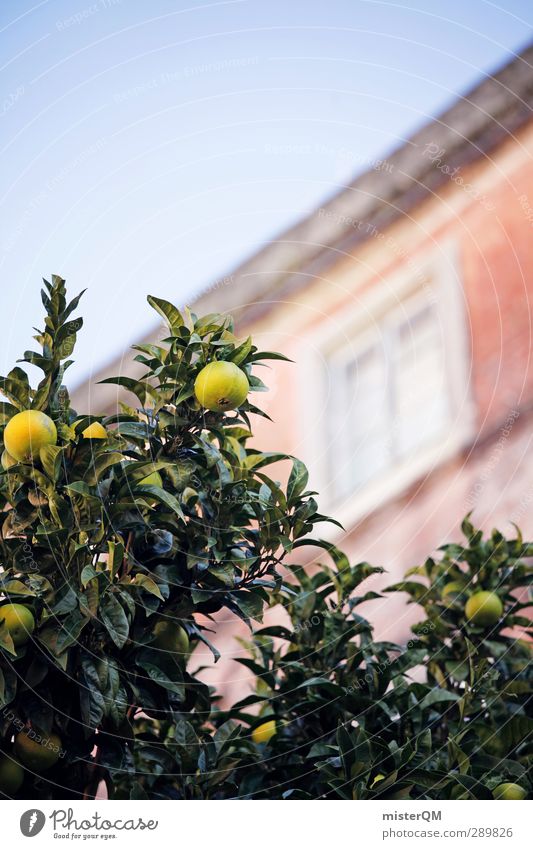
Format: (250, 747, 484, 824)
(139, 470, 163, 488)
(0, 756, 24, 795)
(251, 720, 277, 745)
(194, 361, 249, 412)
(0, 603, 35, 647)
(82, 421, 107, 439)
(14, 730, 62, 771)
(465, 591, 503, 626)
(4, 410, 57, 462)
(152, 620, 189, 656)
(1, 450, 17, 470)
(493, 782, 527, 800)
(442, 581, 467, 597)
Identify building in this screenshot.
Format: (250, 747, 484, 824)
(73, 45, 533, 699)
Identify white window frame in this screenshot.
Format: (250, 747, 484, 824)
(297, 242, 475, 531)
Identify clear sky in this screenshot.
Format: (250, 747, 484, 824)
(1, 0, 531, 389)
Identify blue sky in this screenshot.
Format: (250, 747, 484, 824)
(0, 0, 531, 387)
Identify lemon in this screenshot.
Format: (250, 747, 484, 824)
(14, 730, 62, 772)
(0, 756, 24, 795)
(493, 782, 527, 800)
(82, 421, 107, 439)
(0, 603, 35, 647)
(442, 581, 467, 597)
(194, 361, 249, 412)
(465, 591, 503, 627)
(251, 720, 277, 745)
(4, 410, 57, 462)
(151, 620, 189, 656)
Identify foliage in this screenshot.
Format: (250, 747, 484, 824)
(0, 276, 531, 800)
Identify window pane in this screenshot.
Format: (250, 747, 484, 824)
(393, 304, 449, 457)
(342, 344, 391, 492)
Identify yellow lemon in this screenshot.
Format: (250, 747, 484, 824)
(465, 591, 503, 627)
(493, 782, 527, 800)
(251, 720, 277, 745)
(0, 756, 24, 795)
(194, 361, 249, 412)
(4, 410, 57, 462)
(82, 421, 107, 439)
(0, 604, 35, 647)
(14, 730, 62, 772)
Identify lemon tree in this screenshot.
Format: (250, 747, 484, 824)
(0, 277, 338, 799)
(382, 518, 532, 799)
(0, 277, 530, 801)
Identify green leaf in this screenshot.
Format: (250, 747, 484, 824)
(136, 650, 185, 698)
(0, 401, 18, 424)
(230, 590, 265, 623)
(451, 774, 492, 800)
(108, 540, 125, 581)
(64, 481, 100, 501)
(131, 574, 164, 600)
(100, 594, 130, 649)
(2, 580, 37, 597)
(80, 655, 105, 728)
(98, 376, 158, 405)
(147, 295, 184, 331)
(56, 609, 89, 652)
(85, 452, 124, 485)
(192, 628, 221, 663)
(249, 351, 292, 363)
(294, 677, 345, 696)
(174, 719, 198, 749)
(134, 484, 185, 519)
(39, 444, 64, 481)
(0, 666, 17, 708)
(420, 688, 460, 709)
(229, 337, 252, 365)
(81, 565, 99, 588)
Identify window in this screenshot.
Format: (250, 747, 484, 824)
(328, 296, 451, 502)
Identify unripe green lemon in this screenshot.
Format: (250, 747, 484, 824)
(82, 421, 107, 439)
(0, 603, 35, 647)
(251, 720, 277, 745)
(152, 620, 189, 656)
(1, 450, 17, 470)
(4, 410, 57, 462)
(194, 361, 249, 412)
(14, 730, 62, 771)
(442, 581, 467, 597)
(465, 591, 503, 626)
(0, 756, 24, 795)
(493, 782, 527, 800)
